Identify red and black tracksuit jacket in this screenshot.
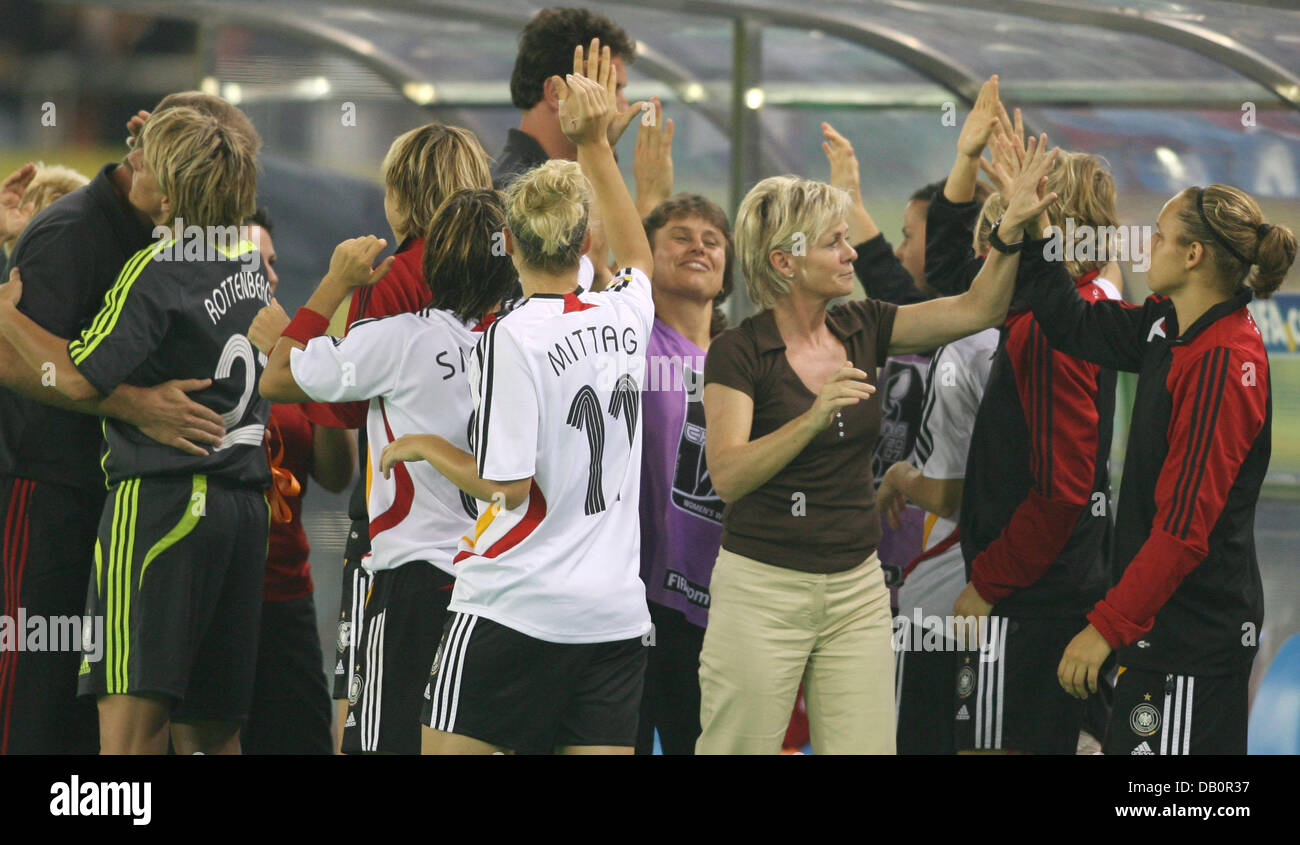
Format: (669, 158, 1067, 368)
(1022, 239, 1269, 676)
(959, 268, 1120, 618)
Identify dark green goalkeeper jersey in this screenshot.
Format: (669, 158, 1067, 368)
(68, 236, 272, 488)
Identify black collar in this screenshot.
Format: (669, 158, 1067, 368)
(1171, 287, 1254, 344)
(527, 286, 585, 300)
(503, 129, 549, 169)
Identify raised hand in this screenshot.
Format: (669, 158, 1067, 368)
(0, 163, 37, 242)
(821, 122, 862, 198)
(993, 133, 1059, 236)
(555, 40, 619, 148)
(248, 298, 290, 356)
(325, 236, 395, 289)
(633, 97, 675, 216)
(125, 109, 151, 146)
(956, 75, 1003, 159)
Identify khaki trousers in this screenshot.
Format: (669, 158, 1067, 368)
(696, 548, 896, 755)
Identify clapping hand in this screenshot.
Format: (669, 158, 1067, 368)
(990, 133, 1059, 238)
(556, 40, 620, 148)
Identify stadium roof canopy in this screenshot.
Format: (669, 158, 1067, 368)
(63, 0, 1300, 207)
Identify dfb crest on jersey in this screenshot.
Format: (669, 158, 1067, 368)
(348, 673, 363, 707)
(429, 638, 446, 679)
(336, 620, 352, 653)
(1129, 702, 1161, 737)
(956, 664, 976, 699)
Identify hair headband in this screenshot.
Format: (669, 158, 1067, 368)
(1195, 187, 1251, 265)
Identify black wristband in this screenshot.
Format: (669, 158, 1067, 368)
(989, 219, 1024, 254)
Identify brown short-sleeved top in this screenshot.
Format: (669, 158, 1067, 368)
(704, 298, 898, 573)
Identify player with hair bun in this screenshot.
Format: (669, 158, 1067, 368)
(382, 41, 655, 755)
(257, 188, 516, 755)
(1023, 182, 1294, 754)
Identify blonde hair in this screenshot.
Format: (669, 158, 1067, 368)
(0, 163, 90, 248)
(151, 91, 261, 154)
(21, 163, 88, 216)
(504, 159, 589, 273)
(1176, 184, 1296, 299)
(1043, 152, 1120, 279)
(382, 123, 491, 241)
(734, 175, 853, 310)
(140, 105, 258, 229)
(974, 192, 1008, 256)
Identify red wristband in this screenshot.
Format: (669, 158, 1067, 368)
(282, 307, 330, 345)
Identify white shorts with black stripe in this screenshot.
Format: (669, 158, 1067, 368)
(340, 561, 454, 754)
(953, 614, 1088, 754)
(422, 611, 647, 754)
(1105, 666, 1249, 755)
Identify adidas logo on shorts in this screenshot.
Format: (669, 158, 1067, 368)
(1131, 741, 1154, 755)
(424, 683, 432, 700)
(345, 712, 356, 728)
(956, 705, 970, 721)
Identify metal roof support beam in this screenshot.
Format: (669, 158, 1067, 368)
(728, 15, 763, 321)
(595, 0, 987, 107)
(913, 0, 1300, 112)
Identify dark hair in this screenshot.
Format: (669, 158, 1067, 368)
(422, 189, 516, 323)
(509, 8, 635, 110)
(246, 205, 273, 235)
(1176, 184, 1296, 299)
(909, 178, 993, 206)
(643, 193, 734, 337)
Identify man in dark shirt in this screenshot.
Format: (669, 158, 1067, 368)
(493, 7, 642, 190)
(0, 92, 253, 754)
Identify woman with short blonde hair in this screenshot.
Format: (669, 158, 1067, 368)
(698, 136, 1061, 755)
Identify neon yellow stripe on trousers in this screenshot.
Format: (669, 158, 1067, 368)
(139, 475, 206, 588)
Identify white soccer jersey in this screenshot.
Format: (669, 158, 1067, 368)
(898, 328, 999, 620)
(451, 267, 655, 644)
(289, 308, 484, 575)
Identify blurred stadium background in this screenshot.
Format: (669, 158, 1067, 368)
(1, 0, 1296, 747)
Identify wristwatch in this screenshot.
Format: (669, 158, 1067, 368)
(988, 218, 1024, 254)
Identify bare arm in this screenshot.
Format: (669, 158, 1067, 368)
(703, 364, 876, 504)
(877, 460, 963, 529)
(0, 333, 226, 455)
(311, 425, 356, 493)
(260, 236, 394, 403)
(0, 272, 99, 400)
(380, 433, 531, 510)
